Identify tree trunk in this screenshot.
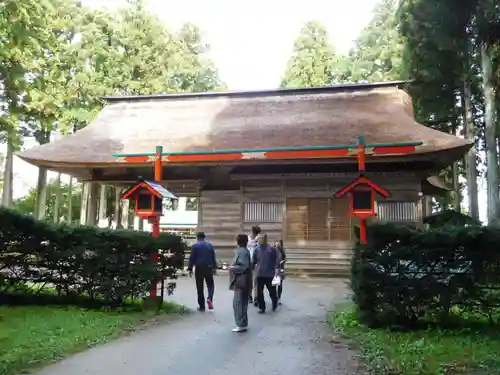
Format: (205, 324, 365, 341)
(34, 130, 51, 219)
(481, 44, 499, 223)
(87, 182, 99, 226)
(53, 173, 61, 223)
(67, 177, 73, 224)
(451, 115, 461, 212)
(461, 84, 479, 220)
(35, 168, 47, 219)
(1, 139, 14, 207)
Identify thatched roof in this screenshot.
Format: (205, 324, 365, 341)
(17, 82, 472, 170)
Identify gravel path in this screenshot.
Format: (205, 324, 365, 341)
(33, 275, 358, 375)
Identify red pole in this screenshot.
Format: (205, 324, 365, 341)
(359, 217, 367, 244)
(357, 143, 365, 172)
(150, 145, 163, 297)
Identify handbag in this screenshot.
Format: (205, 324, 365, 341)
(271, 275, 281, 287)
(234, 273, 248, 290)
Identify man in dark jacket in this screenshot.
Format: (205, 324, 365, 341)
(252, 233, 279, 313)
(187, 232, 217, 311)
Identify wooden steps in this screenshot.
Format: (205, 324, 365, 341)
(284, 246, 352, 278)
(183, 245, 353, 278)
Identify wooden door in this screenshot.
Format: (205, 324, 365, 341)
(308, 198, 329, 241)
(329, 197, 351, 241)
(286, 197, 349, 243)
(285, 198, 308, 243)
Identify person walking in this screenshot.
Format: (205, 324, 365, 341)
(229, 234, 252, 332)
(187, 232, 217, 311)
(247, 225, 261, 304)
(275, 240, 286, 305)
(252, 233, 279, 313)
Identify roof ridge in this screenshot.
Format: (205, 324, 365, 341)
(102, 81, 410, 102)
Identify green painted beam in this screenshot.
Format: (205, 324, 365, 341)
(112, 140, 423, 158)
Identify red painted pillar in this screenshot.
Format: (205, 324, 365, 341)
(150, 145, 163, 297)
(359, 217, 367, 244)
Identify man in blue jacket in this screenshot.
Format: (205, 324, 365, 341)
(187, 232, 217, 311)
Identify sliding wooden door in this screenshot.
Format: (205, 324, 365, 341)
(286, 197, 351, 244)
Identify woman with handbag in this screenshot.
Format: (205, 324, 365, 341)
(229, 234, 252, 332)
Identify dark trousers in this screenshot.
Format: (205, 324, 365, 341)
(277, 280, 283, 299)
(256, 276, 278, 311)
(195, 266, 214, 309)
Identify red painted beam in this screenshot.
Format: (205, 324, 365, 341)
(371, 145, 416, 155)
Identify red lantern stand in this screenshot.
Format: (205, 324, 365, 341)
(121, 146, 177, 298)
(333, 136, 419, 244)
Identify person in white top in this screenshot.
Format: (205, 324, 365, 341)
(247, 225, 261, 303)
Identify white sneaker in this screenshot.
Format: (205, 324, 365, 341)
(232, 327, 247, 332)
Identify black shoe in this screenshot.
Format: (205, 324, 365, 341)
(253, 302, 259, 307)
(248, 296, 253, 303)
(258, 309, 265, 314)
(197, 306, 205, 312)
(272, 303, 278, 311)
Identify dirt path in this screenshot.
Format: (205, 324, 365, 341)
(33, 276, 357, 375)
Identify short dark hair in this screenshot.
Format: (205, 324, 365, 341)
(196, 232, 206, 240)
(251, 225, 261, 235)
(237, 234, 248, 247)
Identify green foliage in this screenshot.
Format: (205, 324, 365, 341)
(280, 21, 337, 88)
(351, 222, 500, 328)
(423, 209, 482, 228)
(0, 207, 185, 305)
(0, 302, 185, 375)
(331, 304, 500, 375)
(337, 0, 404, 83)
(13, 180, 82, 223)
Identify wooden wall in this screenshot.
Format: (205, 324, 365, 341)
(199, 172, 424, 261)
(198, 190, 240, 253)
(241, 181, 284, 243)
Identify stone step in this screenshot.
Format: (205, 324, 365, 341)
(285, 253, 351, 260)
(286, 260, 351, 267)
(288, 270, 350, 278)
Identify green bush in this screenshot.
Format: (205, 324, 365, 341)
(351, 222, 500, 329)
(0, 208, 185, 306)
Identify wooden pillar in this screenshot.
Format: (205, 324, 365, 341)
(281, 180, 287, 240)
(67, 177, 73, 224)
(423, 195, 433, 217)
(239, 180, 244, 232)
(53, 173, 61, 224)
(196, 184, 203, 231)
(121, 199, 130, 229)
(80, 182, 89, 225)
(114, 187, 123, 229)
(98, 184, 107, 227)
(87, 182, 99, 226)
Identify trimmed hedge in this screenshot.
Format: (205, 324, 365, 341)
(0, 208, 185, 305)
(351, 222, 500, 329)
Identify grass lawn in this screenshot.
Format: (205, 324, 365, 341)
(330, 304, 500, 375)
(0, 302, 186, 375)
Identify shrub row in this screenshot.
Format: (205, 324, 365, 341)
(0, 208, 185, 305)
(351, 222, 500, 328)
